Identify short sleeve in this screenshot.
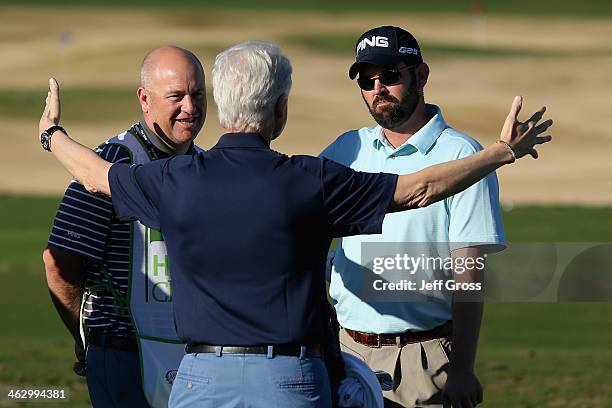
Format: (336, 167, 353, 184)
(320, 158, 397, 238)
(108, 159, 167, 230)
(448, 151, 507, 253)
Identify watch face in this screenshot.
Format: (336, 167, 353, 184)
(41, 131, 51, 151)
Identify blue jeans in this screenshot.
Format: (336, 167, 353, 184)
(86, 344, 150, 408)
(169, 348, 331, 408)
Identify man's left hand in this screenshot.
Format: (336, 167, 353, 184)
(442, 369, 483, 408)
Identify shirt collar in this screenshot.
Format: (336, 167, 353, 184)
(138, 119, 195, 157)
(372, 104, 447, 156)
(212, 133, 270, 150)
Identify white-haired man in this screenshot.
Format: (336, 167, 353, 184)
(38, 40, 551, 408)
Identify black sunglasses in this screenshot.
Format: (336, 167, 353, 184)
(356, 65, 414, 91)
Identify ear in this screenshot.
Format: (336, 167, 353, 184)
(271, 94, 288, 140)
(275, 94, 288, 119)
(137, 87, 149, 114)
(415, 63, 430, 90)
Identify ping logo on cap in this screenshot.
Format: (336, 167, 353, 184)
(356, 36, 389, 54)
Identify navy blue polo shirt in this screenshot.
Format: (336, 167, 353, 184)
(108, 133, 397, 346)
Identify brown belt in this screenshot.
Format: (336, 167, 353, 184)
(345, 321, 452, 348)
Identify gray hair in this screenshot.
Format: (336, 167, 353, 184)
(212, 41, 292, 132)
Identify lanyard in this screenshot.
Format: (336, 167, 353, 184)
(129, 122, 161, 161)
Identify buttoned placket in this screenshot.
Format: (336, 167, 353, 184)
(380, 143, 419, 172)
(375, 130, 419, 171)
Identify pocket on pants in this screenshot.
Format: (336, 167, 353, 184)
(278, 377, 318, 392)
(177, 354, 213, 385)
(421, 339, 450, 395)
(175, 371, 212, 386)
(169, 356, 215, 408)
(275, 358, 331, 407)
(276, 358, 319, 391)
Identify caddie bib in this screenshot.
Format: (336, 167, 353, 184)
(99, 124, 202, 408)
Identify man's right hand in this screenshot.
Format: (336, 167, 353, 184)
(73, 340, 86, 377)
(500, 96, 553, 159)
(43, 247, 87, 376)
(443, 369, 483, 408)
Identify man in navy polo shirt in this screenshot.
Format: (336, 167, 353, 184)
(38, 40, 551, 407)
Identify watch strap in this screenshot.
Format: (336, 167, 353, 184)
(40, 125, 67, 152)
(45, 125, 67, 137)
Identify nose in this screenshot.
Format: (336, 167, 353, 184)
(182, 95, 195, 115)
(373, 78, 388, 94)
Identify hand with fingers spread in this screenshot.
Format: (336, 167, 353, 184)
(499, 95, 553, 160)
(390, 96, 555, 211)
(39, 77, 61, 135)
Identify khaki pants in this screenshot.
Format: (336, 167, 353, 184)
(339, 329, 452, 408)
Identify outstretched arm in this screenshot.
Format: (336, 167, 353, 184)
(390, 96, 552, 211)
(39, 78, 112, 196)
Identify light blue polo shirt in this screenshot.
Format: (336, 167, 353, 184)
(321, 104, 506, 333)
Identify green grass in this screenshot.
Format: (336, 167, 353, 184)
(478, 302, 612, 407)
(0, 88, 139, 124)
(2, 1, 612, 17)
(0, 195, 91, 407)
(475, 206, 612, 406)
(0, 87, 216, 124)
(502, 206, 612, 241)
(1, 196, 611, 407)
(285, 34, 612, 59)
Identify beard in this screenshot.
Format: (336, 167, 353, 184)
(364, 85, 420, 130)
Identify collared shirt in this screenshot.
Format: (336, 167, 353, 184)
(47, 122, 174, 337)
(321, 104, 506, 333)
(108, 133, 398, 345)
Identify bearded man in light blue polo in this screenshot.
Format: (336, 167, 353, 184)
(321, 26, 507, 408)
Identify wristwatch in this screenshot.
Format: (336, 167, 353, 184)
(40, 125, 67, 152)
